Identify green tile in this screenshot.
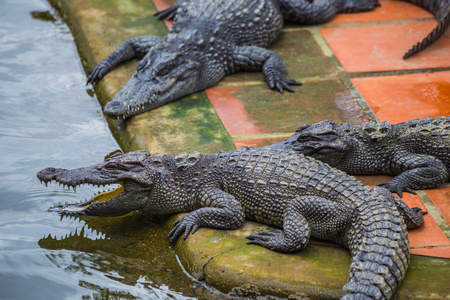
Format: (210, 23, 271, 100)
(233, 79, 366, 135)
(223, 30, 338, 84)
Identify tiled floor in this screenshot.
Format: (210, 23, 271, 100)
(151, 0, 450, 258)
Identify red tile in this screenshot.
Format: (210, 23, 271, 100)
(401, 193, 450, 248)
(325, 0, 433, 25)
(351, 71, 450, 123)
(205, 86, 265, 137)
(320, 21, 450, 73)
(410, 246, 450, 259)
(425, 187, 450, 225)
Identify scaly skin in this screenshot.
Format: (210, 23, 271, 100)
(267, 116, 450, 197)
(402, 0, 450, 59)
(37, 148, 426, 299)
(86, 0, 380, 119)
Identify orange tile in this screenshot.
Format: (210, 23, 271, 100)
(234, 136, 288, 149)
(410, 246, 450, 259)
(400, 193, 450, 248)
(320, 21, 450, 73)
(351, 71, 450, 123)
(205, 86, 265, 137)
(425, 187, 450, 225)
(325, 0, 433, 25)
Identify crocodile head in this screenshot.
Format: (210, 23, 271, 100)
(104, 40, 203, 119)
(268, 120, 350, 167)
(37, 151, 155, 217)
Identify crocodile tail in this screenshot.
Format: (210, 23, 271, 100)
(342, 195, 410, 299)
(403, 2, 450, 59)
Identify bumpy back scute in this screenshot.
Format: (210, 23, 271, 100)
(174, 152, 202, 170)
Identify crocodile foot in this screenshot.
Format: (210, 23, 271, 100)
(246, 229, 307, 253)
(86, 63, 108, 85)
(377, 181, 416, 198)
(267, 74, 302, 93)
(168, 214, 200, 245)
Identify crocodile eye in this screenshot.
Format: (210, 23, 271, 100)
(156, 65, 172, 76)
(296, 135, 311, 142)
(379, 127, 389, 134)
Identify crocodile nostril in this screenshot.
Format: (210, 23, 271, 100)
(108, 101, 121, 107)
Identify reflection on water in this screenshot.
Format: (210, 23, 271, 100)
(0, 0, 225, 299)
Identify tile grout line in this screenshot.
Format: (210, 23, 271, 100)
(305, 27, 379, 123)
(281, 17, 436, 33)
(416, 190, 450, 240)
(410, 244, 450, 249)
(349, 67, 450, 79)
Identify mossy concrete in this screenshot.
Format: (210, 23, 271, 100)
(167, 214, 450, 299)
(48, 0, 450, 298)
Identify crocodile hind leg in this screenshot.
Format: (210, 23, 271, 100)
(230, 46, 301, 93)
(87, 35, 162, 85)
(246, 196, 352, 252)
(280, 0, 380, 24)
(378, 152, 449, 197)
(168, 187, 245, 244)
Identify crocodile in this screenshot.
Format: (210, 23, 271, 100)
(267, 116, 450, 197)
(402, 0, 450, 59)
(37, 148, 426, 299)
(86, 0, 381, 119)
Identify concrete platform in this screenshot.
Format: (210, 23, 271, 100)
(48, 0, 450, 298)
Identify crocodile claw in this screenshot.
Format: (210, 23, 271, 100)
(168, 215, 200, 245)
(86, 63, 107, 85)
(377, 182, 416, 198)
(268, 76, 301, 93)
(246, 230, 284, 251)
(411, 207, 428, 216)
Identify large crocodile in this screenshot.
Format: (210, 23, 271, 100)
(267, 116, 450, 197)
(37, 148, 426, 299)
(86, 0, 381, 119)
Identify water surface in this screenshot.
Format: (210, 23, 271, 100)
(0, 1, 224, 298)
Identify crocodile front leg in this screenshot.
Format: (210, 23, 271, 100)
(246, 196, 352, 252)
(168, 187, 245, 244)
(87, 35, 162, 85)
(379, 151, 449, 197)
(230, 46, 301, 93)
